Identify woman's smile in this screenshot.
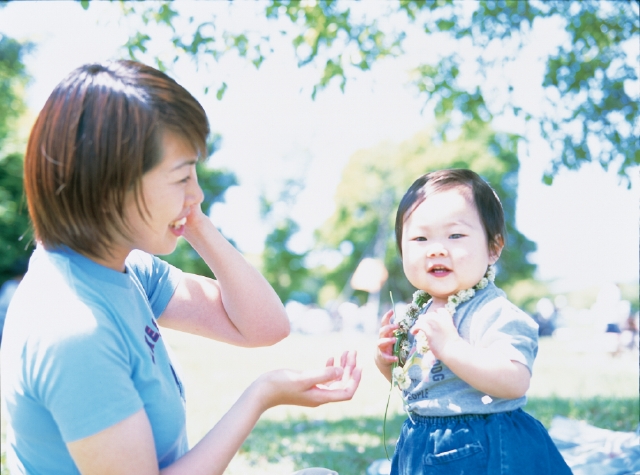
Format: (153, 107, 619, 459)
(169, 217, 188, 236)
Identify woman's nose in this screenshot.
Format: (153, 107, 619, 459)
(186, 171, 204, 206)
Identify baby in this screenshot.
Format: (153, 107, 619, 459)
(375, 169, 572, 474)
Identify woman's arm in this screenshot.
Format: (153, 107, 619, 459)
(68, 351, 361, 475)
(412, 309, 530, 399)
(158, 205, 289, 347)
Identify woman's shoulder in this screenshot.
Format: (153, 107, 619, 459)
(7, 251, 126, 344)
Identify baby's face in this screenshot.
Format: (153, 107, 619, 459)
(401, 186, 498, 306)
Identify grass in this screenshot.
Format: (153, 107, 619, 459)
(2, 330, 638, 474)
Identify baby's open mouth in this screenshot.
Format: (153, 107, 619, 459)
(169, 217, 187, 229)
(429, 265, 451, 275)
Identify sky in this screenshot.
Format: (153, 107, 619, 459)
(1, 1, 638, 295)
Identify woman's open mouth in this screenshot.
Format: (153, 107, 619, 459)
(169, 217, 187, 235)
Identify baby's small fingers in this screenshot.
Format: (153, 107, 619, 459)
(378, 337, 397, 350)
(379, 353, 398, 364)
(379, 323, 398, 338)
(381, 309, 394, 326)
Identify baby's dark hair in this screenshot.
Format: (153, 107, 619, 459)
(394, 169, 506, 257)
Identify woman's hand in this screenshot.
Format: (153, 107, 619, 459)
(374, 309, 398, 382)
(256, 350, 362, 410)
(181, 201, 211, 241)
(159, 200, 290, 347)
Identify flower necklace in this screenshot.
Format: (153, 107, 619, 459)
(382, 264, 496, 459)
(391, 264, 496, 389)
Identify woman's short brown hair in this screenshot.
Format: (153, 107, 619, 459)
(24, 60, 209, 259)
(395, 169, 506, 258)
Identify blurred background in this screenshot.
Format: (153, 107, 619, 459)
(0, 1, 638, 474)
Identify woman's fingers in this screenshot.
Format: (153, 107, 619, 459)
(340, 350, 355, 381)
(314, 366, 362, 403)
(261, 352, 362, 408)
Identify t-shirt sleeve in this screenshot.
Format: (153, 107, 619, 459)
(470, 297, 539, 374)
(126, 251, 183, 317)
(35, 309, 143, 443)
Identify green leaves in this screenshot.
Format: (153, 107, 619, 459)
(215, 82, 227, 101)
(0, 36, 34, 282)
(99, 0, 638, 182)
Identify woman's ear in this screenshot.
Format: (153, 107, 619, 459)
(489, 235, 504, 264)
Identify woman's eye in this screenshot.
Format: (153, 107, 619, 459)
(179, 176, 190, 184)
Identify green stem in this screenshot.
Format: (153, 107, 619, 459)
(383, 291, 398, 461)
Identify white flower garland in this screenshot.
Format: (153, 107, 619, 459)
(391, 264, 496, 390)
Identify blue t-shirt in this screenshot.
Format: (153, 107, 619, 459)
(396, 282, 539, 416)
(1, 246, 186, 474)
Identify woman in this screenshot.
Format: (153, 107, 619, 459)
(1, 60, 360, 475)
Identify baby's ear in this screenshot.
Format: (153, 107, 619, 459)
(489, 235, 504, 264)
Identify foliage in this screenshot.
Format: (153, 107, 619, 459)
(0, 33, 31, 147)
(89, 0, 639, 184)
(0, 32, 34, 284)
(0, 153, 32, 283)
(503, 278, 551, 315)
(259, 177, 320, 304)
(619, 282, 640, 314)
(315, 124, 536, 305)
(261, 217, 316, 304)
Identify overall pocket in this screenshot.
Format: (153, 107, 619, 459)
(424, 441, 484, 465)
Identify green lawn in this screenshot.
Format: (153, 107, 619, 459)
(2, 330, 638, 474)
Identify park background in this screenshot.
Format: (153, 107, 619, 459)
(0, 1, 638, 473)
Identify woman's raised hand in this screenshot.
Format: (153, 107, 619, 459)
(255, 351, 361, 410)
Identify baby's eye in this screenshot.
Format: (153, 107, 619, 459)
(414, 236, 427, 242)
(449, 234, 464, 239)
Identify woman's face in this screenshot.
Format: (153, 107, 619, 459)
(101, 131, 204, 270)
(401, 186, 499, 307)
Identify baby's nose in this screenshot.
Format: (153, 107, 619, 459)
(426, 242, 447, 256)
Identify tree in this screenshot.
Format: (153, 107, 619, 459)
(315, 123, 536, 305)
(259, 177, 319, 304)
(83, 0, 639, 184)
(0, 31, 34, 284)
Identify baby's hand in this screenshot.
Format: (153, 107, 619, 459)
(411, 308, 461, 359)
(375, 309, 398, 368)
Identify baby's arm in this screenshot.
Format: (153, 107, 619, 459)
(412, 309, 530, 399)
(374, 309, 398, 383)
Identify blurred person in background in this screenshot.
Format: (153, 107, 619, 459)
(1, 60, 360, 475)
(532, 297, 558, 337)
